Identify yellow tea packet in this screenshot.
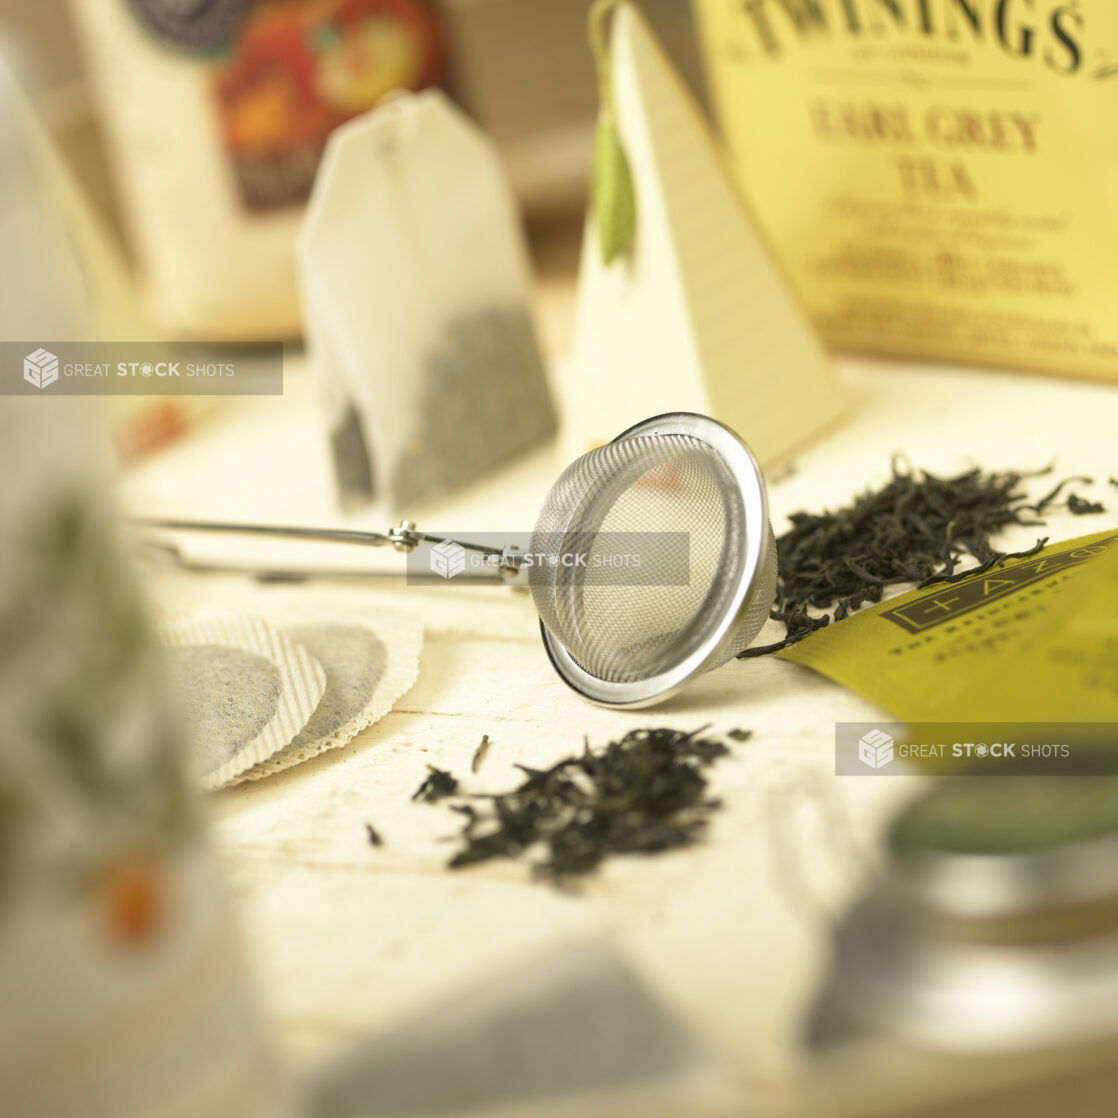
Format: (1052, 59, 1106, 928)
(782, 528, 1118, 721)
(693, 1, 1118, 381)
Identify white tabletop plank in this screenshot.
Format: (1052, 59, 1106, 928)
(120, 350, 1118, 1113)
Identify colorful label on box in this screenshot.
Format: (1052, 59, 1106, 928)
(209, 0, 442, 211)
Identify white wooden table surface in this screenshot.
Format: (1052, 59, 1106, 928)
(119, 342, 1118, 1115)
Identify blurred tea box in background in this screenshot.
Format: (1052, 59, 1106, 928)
(7, 0, 1116, 384)
(1, 0, 705, 341)
(67, 0, 446, 339)
(693, 0, 1118, 382)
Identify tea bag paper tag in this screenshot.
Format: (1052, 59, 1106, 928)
(564, 5, 846, 463)
(299, 89, 557, 511)
(159, 614, 327, 790)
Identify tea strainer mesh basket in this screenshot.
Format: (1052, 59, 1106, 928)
(530, 413, 777, 707)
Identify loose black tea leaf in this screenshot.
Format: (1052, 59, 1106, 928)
(1020, 475, 1093, 516)
(726, 728, 753, 742)
(438, 726, 737, 884)
(740, 463, 1106, 658)
(365, 823, 383, 847)
(412, 766, 459, 804)
(471, 734, 492, 774)
(916, 539, 1049, 589)
(1068, 493, 1106, 515)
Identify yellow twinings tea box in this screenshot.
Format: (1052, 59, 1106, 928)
(692, 0, 1118, 381)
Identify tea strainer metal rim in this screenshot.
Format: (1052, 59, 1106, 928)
(537, 412, 773, 710)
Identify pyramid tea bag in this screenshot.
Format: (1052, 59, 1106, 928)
(0, 82, 292, 1115)
(564, 4, 846, 464)
(0, 414, 294, 1116)
(299, 89, 557, 511)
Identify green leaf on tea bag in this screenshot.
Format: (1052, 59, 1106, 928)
(593, 114, 637, 266)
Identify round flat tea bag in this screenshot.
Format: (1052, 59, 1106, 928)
(240, 607, 422, 780)
(159, 615, 327, 790)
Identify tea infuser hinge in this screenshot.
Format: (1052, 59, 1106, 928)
(389, 520, 421, 553)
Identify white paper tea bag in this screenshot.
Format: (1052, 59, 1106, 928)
(243, 605, 422, 781)
(310, 942, 743, 1118)
(151, 586, 422, 786)
(299, 89, 557, 511)
(160, 615, 327, 790)
(564, 5, 847, 464)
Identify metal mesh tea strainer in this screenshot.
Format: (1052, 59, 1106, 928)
(140, 413, 778, 708)
(529, 413, 776, 706)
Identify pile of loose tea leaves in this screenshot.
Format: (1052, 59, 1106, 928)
(411, 726, 745, 884)
(741, 462, 1108, 657)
